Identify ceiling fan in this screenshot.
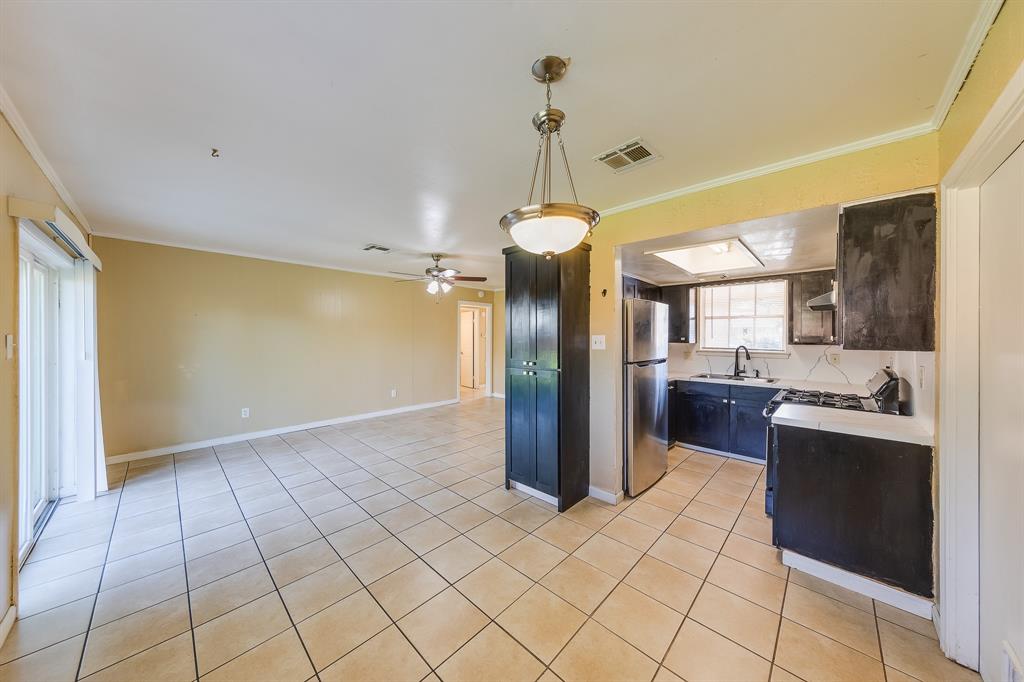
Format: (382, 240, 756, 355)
(391, 254, 487, 298)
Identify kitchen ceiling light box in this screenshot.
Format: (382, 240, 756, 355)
(648, 238, 763, 275)
(499, 56, 599, 259)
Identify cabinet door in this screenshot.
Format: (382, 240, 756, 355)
(663, 285, 691, 343)
(507, 249, 537, 367)
(790, 270, 836, 345)
(534, 369, 560, 496)
(639, 280, 662, 302)
(535, 255, 560, 370)
(680, 396, 730, 451)
(729, 399, 770, 460)
(506, 369, 537, 488)
(840, 194, 936, 350)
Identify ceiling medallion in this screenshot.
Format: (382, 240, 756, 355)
(499, 56, 599, 259)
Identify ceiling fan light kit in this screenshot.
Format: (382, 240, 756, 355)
(499, 56, 599, 259)
(390, 254, 486, 302)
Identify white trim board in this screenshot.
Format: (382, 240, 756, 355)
(782, 550, 933, 619)
(106, 398, 459, 464)
(509, 481, 559, 508)
(0, 605, 15, 650)
(491, 393, 505, 399)
(0, 84, 92, 233)
(588, 485, 624, 506)
(937, 57, 1024, 670)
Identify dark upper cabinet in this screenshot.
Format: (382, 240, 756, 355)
(622, 275, 661, 302)
(504, 245, 590, 512)
(839, 193, 937, 351)
(789, 269, 837, 345)
(662, 284, 695, 344)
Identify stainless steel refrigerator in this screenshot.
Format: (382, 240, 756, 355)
(623, 298, 669, 496)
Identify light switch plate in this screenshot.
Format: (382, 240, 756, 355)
(591, 335, 606, 350)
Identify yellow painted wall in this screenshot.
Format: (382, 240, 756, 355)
(0, 113, 82, 616)
(94, 236, 493, 456)
(492, 290, 505, 396)
(939, 0, 1024, 176)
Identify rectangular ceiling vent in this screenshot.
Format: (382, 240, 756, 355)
(594, 138, 661, 174)
(362, 244, 391, 252)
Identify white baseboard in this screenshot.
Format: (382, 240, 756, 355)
(782, 550, 933, 619)
(509, 481, 559, 507)
(0, 605, 16, 650)
(106, 398, 460, 464)
(680, 443, 767, 465)
(491, 393, 505, 399)
(588, 486, 625, 506)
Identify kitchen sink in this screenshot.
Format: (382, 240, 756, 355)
(693, 373, 779, 384)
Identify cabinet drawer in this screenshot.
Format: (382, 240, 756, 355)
(677, 381, 730, 399)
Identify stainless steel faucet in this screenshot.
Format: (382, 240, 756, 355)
(734, 345, 751, 377)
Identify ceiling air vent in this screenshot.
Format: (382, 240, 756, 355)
(594, 138, 661, 174)
(362, 244, 391, 252)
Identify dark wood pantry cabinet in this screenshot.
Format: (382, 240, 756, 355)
(661, 284, 695, 343)
(504, 245, 590, 512)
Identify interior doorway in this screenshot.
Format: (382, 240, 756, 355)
(457, 302, 491, 401)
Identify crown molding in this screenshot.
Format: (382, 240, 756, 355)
(599, 121, 936, 218)
(0, 82, 92, 234)
(89, 231, 498, 290)
(931, 0, 1005, 130)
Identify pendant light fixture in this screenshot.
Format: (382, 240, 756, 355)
(499, 56, 599, 259)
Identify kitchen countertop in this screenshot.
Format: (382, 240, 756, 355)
(669, 373, 860, 395)
(770, 403, 933, 447)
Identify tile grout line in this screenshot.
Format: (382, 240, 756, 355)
(171, 452, 202, 682)
(203, 446, 323, 680)
(238, 437, 440, 677)
(72, 468, 127, 681)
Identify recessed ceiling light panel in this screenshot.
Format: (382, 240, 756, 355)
(648, 238, 763, 275)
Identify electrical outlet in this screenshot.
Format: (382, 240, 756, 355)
(885, 353, 896, 369)
(241, 408, 250, 418)
(827, 351, 841, 365)
(390, 388, 397, 398)
(591, 335, 606, 350)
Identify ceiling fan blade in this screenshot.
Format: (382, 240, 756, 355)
(440, 269, 459, 277)
(388, 271, 428, 278)
(393, 277, 429, 283)
(452, 276, 487, 282)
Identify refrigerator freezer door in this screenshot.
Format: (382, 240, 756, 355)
(625, 360, 668, 496)
(624, 299, 669, 363)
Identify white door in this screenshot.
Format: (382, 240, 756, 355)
(18, 252, 59, 560)
(979, 141, 1024, 680)
(460, 308, 476, 389)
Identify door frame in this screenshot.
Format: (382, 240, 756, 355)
(938, 59, 1024, 669)
(456, 301, 493, 399)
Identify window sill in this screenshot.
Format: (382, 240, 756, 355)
(696, 348, 792, 359)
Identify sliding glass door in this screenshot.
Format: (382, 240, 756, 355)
(18, 251, 59, 562)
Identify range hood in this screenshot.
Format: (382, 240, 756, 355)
(807, 284, 837, 311)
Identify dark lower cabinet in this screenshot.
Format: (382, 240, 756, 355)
(679, 395, 731, 452)
(772, 424, 934, 597)
(504, 245, 590, 512)
(677, 382, 775, 461)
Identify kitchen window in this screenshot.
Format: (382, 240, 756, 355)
(697, 279, 787, 352)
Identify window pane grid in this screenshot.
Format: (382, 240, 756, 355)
(699, 280, 787, 351)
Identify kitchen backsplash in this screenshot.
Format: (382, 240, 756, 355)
(668, 344, 936, 435)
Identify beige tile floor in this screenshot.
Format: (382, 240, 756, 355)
(0, 397, 980, 682)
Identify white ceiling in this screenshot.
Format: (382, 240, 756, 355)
(1, 1, 985, 286)
(620, 204, 840, 285)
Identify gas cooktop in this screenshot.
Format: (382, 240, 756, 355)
(767, 388, 879, 414)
